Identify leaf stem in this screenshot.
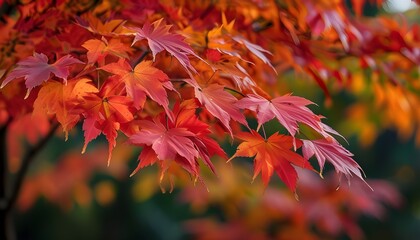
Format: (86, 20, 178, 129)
(224, 87, 246, 97)
(261, 124, 267, 140)
(205, 71, 217, 85)
(132, 50, 150, 67)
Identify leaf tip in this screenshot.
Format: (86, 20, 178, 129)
(319, 169, 324, 179)
(81, 144, 87, 154)
(294, 192, 300, 201)
(226, 155, 235, 163)
(24, 89, 31, 99)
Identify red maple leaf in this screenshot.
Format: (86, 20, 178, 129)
(129, 99, 226, 180)
(80, 76, 135, 165)
(229, 131, 313, 191)
(128, 18, 200, 75)
(1, 53, 83, 98)
(100, 59, 175, 119)
(236, 94, 323, 136)
(172, 99, 227, 163)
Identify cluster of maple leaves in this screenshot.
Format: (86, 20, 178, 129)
(1, 0, 418, 195)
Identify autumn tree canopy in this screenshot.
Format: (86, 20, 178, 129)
(0, 0, 419, 239)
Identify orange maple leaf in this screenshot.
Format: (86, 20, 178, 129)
(33, 78, 98, 139)
(75, 15, 126, 35)
(82, 37, 131, 64)
(229, 131, 313, 191)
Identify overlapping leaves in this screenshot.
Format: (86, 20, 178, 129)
(0, 2, 383, 193)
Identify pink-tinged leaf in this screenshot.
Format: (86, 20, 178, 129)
(100, 59, 174, 119)
(322, 11, 349, 51)
(320, 122, 348, 143)
(301, 139, 368, 187)
(236, 94, 322, 136)
(130, 120, 199, 166)
(1, 53, 83, 97)
(232, 36, 276, 73)
(129, 100, 223, 179)
(194, 84, 248, 136)
(172, 99, 226, 171)
(129, 18, 199, 75)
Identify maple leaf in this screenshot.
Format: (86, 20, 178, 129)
(232, 36, 276, 73)
(172, 99, 227, 164)
(100, 59, 175, 119)
(301, 139, 368, 187)
(0, 53, 83, 98)
(236, 94, 323, 136)
(201, 53, 255, 90)
(80, 76, 135, 165)
(128, 18, 199, 75)
(192, 83, 248, 136)
(229, 131, 313, 191)
(129, 119, 204, 180)
(129, 99, 226, 180)
(33, 78, 98, 139)
(75, 15, 126, 35)
(82, 37, 131, 64)
(131, 120, 200, 165)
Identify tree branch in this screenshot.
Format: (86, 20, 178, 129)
(1, 118, 12, 208)
(1, 118, 13, 240)
(4, 123, 59, 213)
